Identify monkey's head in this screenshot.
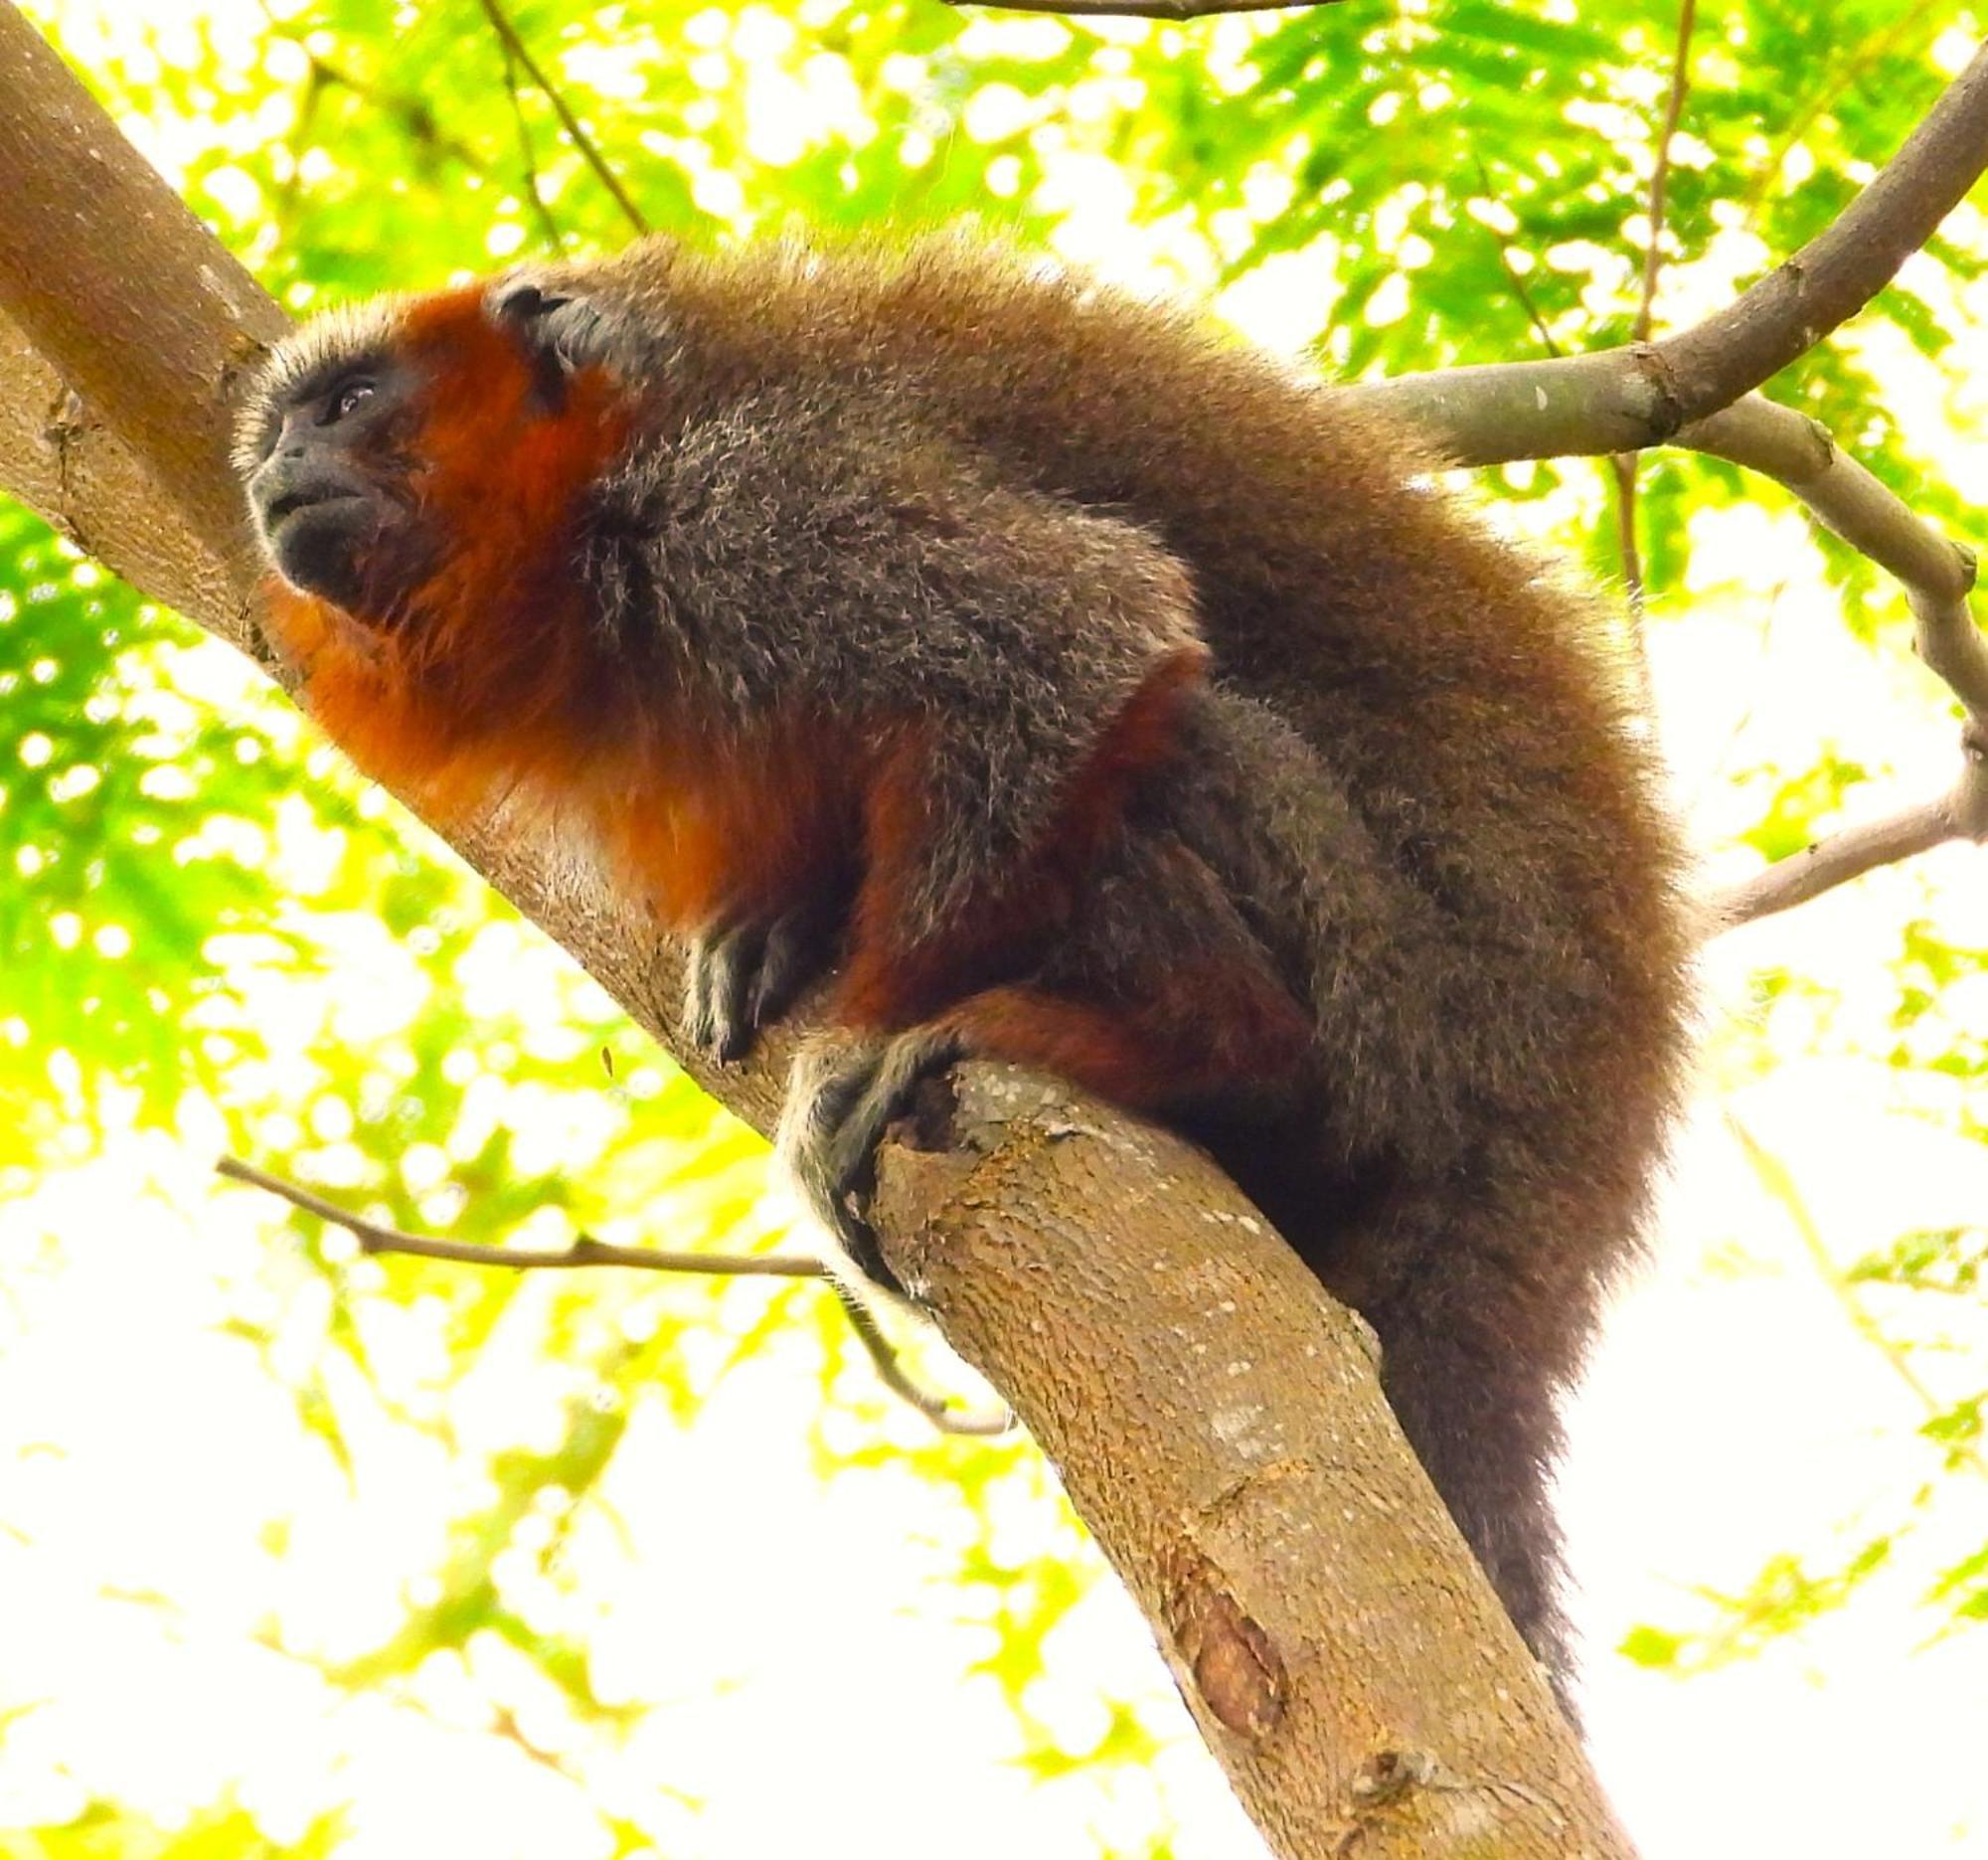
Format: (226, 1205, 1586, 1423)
(233, 264, 673, 798)
(234, 272, 651, 630)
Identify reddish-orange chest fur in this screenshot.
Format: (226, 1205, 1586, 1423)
(261, 289, 861, 933)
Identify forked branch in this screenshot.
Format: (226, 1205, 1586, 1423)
(1343, 41, 1988, 926)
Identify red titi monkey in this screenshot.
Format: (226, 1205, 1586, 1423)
(236, 235, 1691, 1709)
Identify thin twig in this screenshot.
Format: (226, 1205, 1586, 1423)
(1677, 398, 1983, 703)
(1607, 452, 1648, 614)
(218, 1153, 817, 1275)
(497, 35, 566, 254)
(1676, 395, 1988, 927)
(1634, 0, 1698, 349)
(472, 0, 648, 236)
(307, 55, 491, 176)
(832, 1285, 1015, 1437)
(215, 1154, 1014, 1437)
(1471, 155, 1563, 361)
(1711, 741, 1988, 928)
(1611, 0, 1698, 622)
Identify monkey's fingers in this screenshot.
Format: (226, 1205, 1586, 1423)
(774, 1027, 960, 1299)
(682, 921, 767, 1063)
(744, 901, 839, 1034)
(683, 904, 840, 1063)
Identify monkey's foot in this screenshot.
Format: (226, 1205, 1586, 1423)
(774, 1027, 960, 1298)
(682, 905, 837, 1063)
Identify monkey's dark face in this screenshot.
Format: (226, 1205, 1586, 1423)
(238, 283, 640, 641)
(242, 349, 429, 617)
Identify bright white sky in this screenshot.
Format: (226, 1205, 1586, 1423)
(4, 5, 1987, 1858)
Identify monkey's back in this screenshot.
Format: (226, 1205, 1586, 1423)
(570, 235, 1690, 1194)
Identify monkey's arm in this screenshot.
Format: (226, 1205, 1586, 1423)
(584, 395, 1209, 1055)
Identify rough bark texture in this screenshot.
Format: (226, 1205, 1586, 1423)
(874, 1068, 1624, 1858)
(0, 9, 1631, 1855)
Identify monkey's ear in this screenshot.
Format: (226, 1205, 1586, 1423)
(491, 279, 598, 413)
(494, 282, 575, 324)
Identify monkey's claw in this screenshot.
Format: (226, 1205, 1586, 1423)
(682, 906, 835, 1063)
(775, 1028, 959, 1298)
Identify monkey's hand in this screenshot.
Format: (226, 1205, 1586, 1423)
(681, 903, 840, 1064)
(774, 1027, 961, 1299)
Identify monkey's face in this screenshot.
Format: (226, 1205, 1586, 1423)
(240, 343, 429, 616)
(236, 282, 638, 637)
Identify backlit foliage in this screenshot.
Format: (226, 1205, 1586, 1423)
(3, 3, 1986, 1855)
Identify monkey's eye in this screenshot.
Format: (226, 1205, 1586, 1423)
(323, 379, 376, 423)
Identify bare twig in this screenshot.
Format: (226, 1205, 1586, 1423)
(216, 1154, 1013, 1437)
(1611, 0, 1699, 617)
(1634, 0, 1698, 350)
(1680, 397, 1986, 690)
(217, 1153, 816, 1276)
(1712, 755, 1988, 927)
(472, 0, 648, 236)
(307, 55, 491, 177)
(830, 1285, 1015, 1437)
(497, 36, 567, 254)
(1470, 156, 1563, 361)
(1607, 452, 1649, 615)
(1676, 395, 1988, 927)
(1678, 398, 1985, 705)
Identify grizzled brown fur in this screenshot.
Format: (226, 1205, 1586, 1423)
(237, 234, 1692, 1707)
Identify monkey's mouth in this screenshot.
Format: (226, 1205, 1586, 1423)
(262, 489, 389, 615)
(264, 486, 366, 528)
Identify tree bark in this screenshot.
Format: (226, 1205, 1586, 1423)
(0, 8, 1636, 1854)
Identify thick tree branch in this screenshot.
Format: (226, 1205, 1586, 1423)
(0, 17, 284, 566)
(0, 9, 1624, 1853)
